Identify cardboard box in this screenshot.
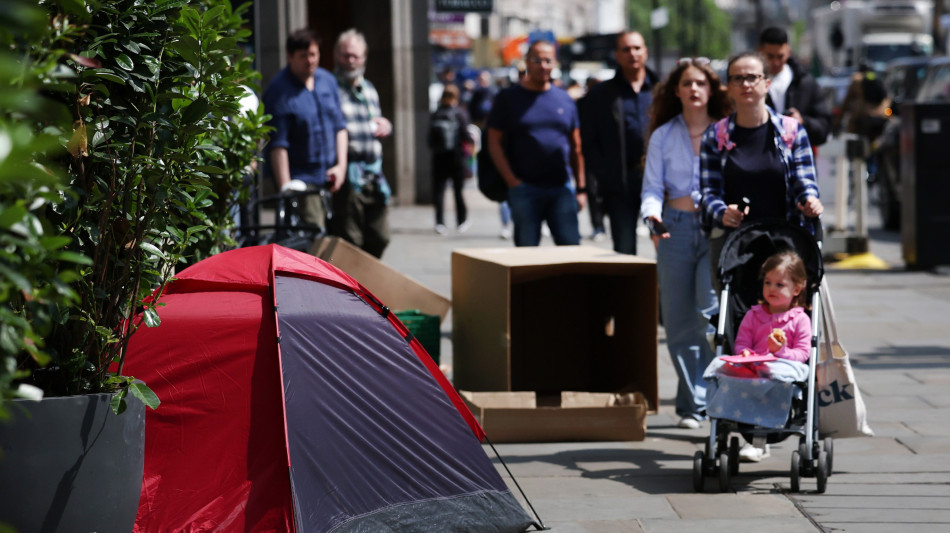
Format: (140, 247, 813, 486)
(310, 237, 451, 322)
(452, 246, 658, 410)
(461, 391, 648, 442)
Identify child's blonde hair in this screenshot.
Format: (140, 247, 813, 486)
(759, 250, 808, 309)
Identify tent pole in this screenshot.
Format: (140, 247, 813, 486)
(484, 436, 549, 531)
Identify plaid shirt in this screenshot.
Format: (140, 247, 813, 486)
(699, 109, 820, 234)
(337, 76, 383, 164)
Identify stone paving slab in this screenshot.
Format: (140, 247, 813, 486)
(834, 451, 950, 472)
(510, 472, 694, 497)
(805, 507, 950, 524)
(541, 520, 646, 533)
(538, 495, 677, 522)
(816, 523, 942, 533)
(858, 374, 946, 391)
(846, 420, 917, 438)
(862, 394, 935, 411)
(874, 409, 950, 435)
(815, 471, 950, 484)
(830, 435, 916, 455)
(666, 493, 802, 518)
(794, 482, 950, 497)
(793, 494, 950, 510)
(896, 436, 950, 454)
(640, 517, 819, 533)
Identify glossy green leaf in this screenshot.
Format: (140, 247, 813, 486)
(139, 241, 166, 259)
(129, 381, 161, 409)
(54, 251, 93, 265)
(110, 388, 128, 414)
(93, 71, 126, 85)
(195, 165, 225, 174)
(142, 307, 160, 328)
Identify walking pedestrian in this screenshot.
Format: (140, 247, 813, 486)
(486, 40, 586, 247)
(700, 52, 823, 291)
(581, 31, 659, 255)
(429, 85, 473, 234)
(641, 58, 732, 428)
(263, 28, 347, 230)
(331, 28, 393, 258)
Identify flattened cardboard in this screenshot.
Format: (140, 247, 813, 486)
(310, 237, 451, 322)
(452, 246, 658, 410)
(461, 391, 648, 442)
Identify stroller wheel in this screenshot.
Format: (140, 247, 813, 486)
(718, 452, 731, 493)
(728, 436, 740, 475)
(798, 441, 810, 461)
(823, 437, 834, 475)
(692, 451, 705, 493)
(816, 451, 829, 493)
(790, 450, 801, 493)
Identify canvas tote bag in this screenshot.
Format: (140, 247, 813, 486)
(817, 277, 874, 438)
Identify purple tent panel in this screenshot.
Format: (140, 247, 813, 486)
(275, 275, 534, 532)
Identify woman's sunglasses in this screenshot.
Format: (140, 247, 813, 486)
(677, 57, 711, 67)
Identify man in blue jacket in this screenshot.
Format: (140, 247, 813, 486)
(580, 31, 658, 255)
(263, 28, 348, 230)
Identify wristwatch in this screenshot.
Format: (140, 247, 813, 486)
(575, 187, 588, 193)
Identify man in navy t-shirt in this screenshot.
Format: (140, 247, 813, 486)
(486, 40, 586, 247)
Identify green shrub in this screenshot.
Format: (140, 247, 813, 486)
(0, 0, 268, 416)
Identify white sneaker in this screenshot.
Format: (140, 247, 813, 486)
(435, 224, 448, 235)
(457, 220, 472, 233)
(499, 227, 512, 240)
(739, 443, 770, 463)
(677, 417, 701, 429)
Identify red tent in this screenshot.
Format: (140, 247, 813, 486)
(124, 244, 535, 532)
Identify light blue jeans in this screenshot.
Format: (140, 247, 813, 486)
(657, 206, 719, 421)
(507, 182, 580, 246)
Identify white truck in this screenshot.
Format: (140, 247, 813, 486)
(812, 0, 933, 75)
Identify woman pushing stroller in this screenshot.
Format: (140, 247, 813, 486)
(699, 51, 824, 291)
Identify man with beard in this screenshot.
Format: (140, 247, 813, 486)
(331, 28, 393, 258)
(581, 31, 659, 255)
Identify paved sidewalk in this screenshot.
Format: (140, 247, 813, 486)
(377, 179, 950, 532)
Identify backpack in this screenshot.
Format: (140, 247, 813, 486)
(477, 126, 508, 202)
(714, 115, 798, 152)
(429, 107, 459, 153)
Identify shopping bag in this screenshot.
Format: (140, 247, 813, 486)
(817, 277, 874, 438)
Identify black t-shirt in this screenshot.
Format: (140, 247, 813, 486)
(723, 122, 785, 221)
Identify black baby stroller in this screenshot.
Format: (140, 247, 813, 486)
(692, 220, 833, 493)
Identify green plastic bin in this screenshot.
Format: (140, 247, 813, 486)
(394, 309, 441, 364)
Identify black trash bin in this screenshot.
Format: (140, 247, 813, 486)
(899, 102, 950, 269)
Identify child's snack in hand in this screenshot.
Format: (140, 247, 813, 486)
(767, 328, 786, 353)
(770, 328, 786, 345)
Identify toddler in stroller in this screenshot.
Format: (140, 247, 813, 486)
(692, 220, 833, 493)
